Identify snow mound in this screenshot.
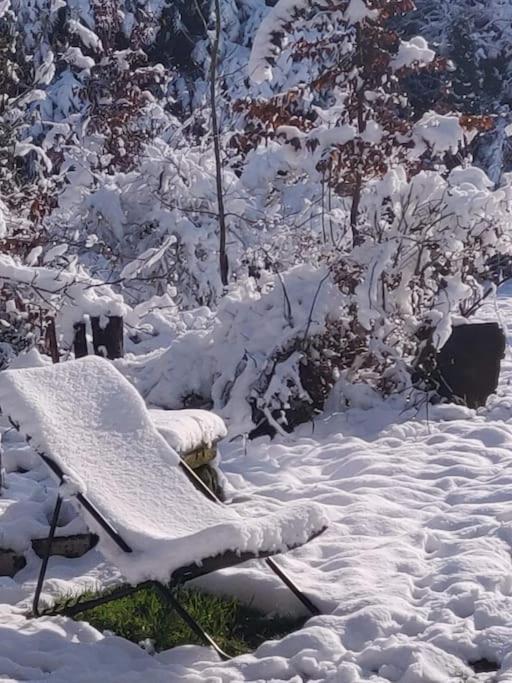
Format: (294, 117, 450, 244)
(0, 357, 328, 584)
(449, 166, 494, 191)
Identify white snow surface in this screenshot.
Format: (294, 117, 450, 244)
(0, 357, 327, 584)
(248, 0, 311, 84)
(413, 112, 465, 155)
(344, 0, 378, 22)
(392, 37, 435, 71)
(2, 292, 512, 679)
(149, 408, 227, 454)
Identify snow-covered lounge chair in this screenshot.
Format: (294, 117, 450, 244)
(0, 357, 327, 659)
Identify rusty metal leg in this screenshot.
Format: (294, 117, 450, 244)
(33, 495, 62, 617)
(153, 583, 231, 660)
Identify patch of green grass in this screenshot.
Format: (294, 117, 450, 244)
(73, 586, 305, 656)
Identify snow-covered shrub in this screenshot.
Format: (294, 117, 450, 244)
(122, 264, 348, 435)
(397, 0, 512, 182)
(0, 248, 126, 358)
(231, 0, 512, 410)
(334, 167, 512, 393)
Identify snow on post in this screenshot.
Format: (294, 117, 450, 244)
(0, 254, 127, 355)
(91, 315, 124, 360)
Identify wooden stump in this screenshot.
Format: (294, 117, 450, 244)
(436, 322, 506, 408)
(0, 549, 26, 577)
(45, 319, 60, 364)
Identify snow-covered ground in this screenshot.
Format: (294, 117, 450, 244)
(2, 288, 512, 681)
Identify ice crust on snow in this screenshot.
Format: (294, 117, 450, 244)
(0, 357, 327, 584)
(149, 408, 227, 454)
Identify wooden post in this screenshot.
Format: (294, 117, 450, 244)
(73, 321, 88, 359)
(0, 446, 4, 496)
(45, 318, 60, 364)
(91, 316, 124, 359)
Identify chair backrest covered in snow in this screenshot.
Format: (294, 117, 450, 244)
(0, 357, 327, 584)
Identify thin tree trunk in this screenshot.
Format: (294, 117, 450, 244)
(321, 170, 326, 243)
(328, 159, 334, 243)
(355, 27, 367, 135)
(210, 0, 228, 287)
(350, 173, 363, 247)
(350, 25, 367, 248)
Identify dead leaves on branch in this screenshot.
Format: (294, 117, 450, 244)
(459, 114, 495, 133)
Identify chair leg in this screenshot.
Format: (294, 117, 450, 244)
(265, 557, 320, 616)
(58, 584, 144, 618)
(153, 583, 231, 661)
(33, 494, 63, 617)
(180, 461, 321, 616)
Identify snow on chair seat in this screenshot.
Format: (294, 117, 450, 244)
(0, 357, 327, 655)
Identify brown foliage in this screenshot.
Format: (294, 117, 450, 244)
(459, 114, 495, 133)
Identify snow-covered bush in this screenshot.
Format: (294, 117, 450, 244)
(333, 167, 512, 393)
(397, 0, 512, 182)
(123, 264, 349, 435)
(0, 246, 126, 355)
(229, 0, 512, 413)
(123, 155, 511, 434)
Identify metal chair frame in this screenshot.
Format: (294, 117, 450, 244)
(32, 457, 323, 660)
